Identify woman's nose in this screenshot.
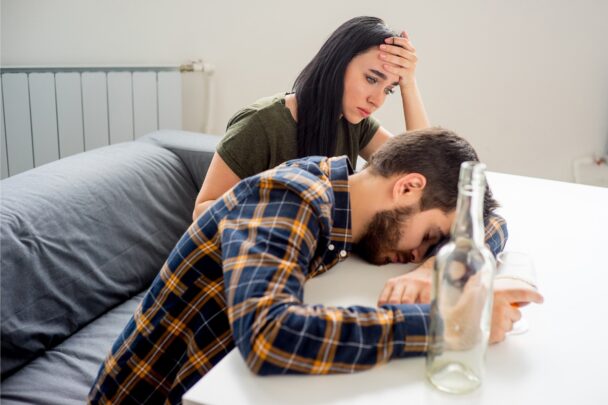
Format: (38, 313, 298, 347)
(367, 89, 385, 108)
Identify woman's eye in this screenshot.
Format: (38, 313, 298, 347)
(366, 76, 377, 84)
(384, 87, 395, 95)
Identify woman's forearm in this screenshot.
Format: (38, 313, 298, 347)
(401, 79, 430, 131)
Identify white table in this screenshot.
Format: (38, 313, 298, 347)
(183, 172, 608, 405)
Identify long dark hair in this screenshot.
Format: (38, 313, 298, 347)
(292, 16, 398, 158)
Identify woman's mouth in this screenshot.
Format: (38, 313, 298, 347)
(357, 107, 371, 117)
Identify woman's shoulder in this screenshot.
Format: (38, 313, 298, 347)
(227, 93, 289, 128)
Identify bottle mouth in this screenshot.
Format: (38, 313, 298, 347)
(458, 161, 487, 192)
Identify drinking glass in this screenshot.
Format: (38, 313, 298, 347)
(496, 251, 538, 335)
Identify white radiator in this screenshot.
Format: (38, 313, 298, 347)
(1, 63, 210, 178)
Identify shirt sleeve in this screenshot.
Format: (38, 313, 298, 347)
(216, 109, 271, 179)
(484, 213, 508, 257)
(220, 185, 429, 376)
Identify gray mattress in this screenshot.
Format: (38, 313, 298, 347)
(1, 292, 144, 404)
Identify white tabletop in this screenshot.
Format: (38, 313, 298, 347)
(183, 172, 608, 405)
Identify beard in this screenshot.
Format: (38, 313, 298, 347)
(354, 206, 415, 265)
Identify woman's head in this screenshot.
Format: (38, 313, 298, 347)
(341, 43, 401, 125)
(293, 16, 400, 158)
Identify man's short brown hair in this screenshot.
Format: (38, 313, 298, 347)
(366, 127, 498, 218)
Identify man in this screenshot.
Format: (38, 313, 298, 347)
(89, 128, 542, 404)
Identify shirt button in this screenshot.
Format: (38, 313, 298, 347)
(328, 244, 335, 251)
(339, 250, 347, 258)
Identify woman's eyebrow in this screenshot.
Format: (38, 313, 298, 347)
(369, 69, 399, 86)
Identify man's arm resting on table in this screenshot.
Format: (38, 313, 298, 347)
(378, 213, 508, 305)
(221, 191, 430, 376)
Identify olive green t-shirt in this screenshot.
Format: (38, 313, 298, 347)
(216, 93, 380, 179)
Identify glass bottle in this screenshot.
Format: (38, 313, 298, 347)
(425, 161, 496, 394)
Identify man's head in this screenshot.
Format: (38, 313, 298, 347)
(354, 127, 498, 265)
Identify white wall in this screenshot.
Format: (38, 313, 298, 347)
(2, 0, 607, 182)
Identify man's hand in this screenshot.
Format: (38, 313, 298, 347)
(442, 275, 544, 349)
(490, 278, 544, 344)
(442, 272, 487, 350)
(377, 258, 544, 345)
(377, 257, 434, 305)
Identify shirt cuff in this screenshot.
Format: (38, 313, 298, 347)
(389, 303, 431, 357)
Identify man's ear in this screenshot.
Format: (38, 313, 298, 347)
(393, 173, 427, 202)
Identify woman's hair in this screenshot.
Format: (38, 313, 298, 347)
(292, 16, 399, 158)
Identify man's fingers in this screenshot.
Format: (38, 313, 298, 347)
(490, 328, 506, 344)
(507, 305, 522, 322)
(505, 288, 544, 305)
(419, 287, 431, 304)
(401, 285, 418, 304)
(501, 316, 514, 333)
(388, 283, 405, 304)
(378, 283, 392, 306)
(379, 268, 433, 306)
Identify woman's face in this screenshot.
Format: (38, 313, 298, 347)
(342, 47, 400, 124)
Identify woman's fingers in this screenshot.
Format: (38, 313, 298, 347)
(385, 36, 416, 52)
(379, 35, 418, 84)
(379, 50, 416, 67)
(379, 45, 417, 62)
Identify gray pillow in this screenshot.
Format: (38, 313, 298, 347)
(138, 129, 219, 188)
(0, 138, 209, 377)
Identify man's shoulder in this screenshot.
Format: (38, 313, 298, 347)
(263, 157, 333, 201)
(229, 157, 332, 217)
(229, 156, 350, 227)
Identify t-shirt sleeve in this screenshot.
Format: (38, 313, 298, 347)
(216, 109, 271, 179)
(358, 116, 381, 150)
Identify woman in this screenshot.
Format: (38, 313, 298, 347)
(192, 16, 429, 220)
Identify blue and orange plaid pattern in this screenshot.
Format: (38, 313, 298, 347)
(89, 156, 507, 404)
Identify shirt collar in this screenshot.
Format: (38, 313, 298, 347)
(325, 156, 353, 254)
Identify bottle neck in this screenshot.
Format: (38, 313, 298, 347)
(452, 189, 485, 244)
(451, 163, 486, 246)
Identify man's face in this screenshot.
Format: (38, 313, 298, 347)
(355, 205, 455, 265)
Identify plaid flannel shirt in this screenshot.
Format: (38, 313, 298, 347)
(89, 156, 507, 404)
